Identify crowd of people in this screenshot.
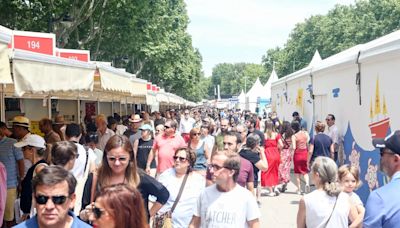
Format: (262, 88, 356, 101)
(0, 107, 398, 228)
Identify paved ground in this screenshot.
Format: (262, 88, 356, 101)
(259, 180, 302, 228)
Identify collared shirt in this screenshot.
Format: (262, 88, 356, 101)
(0, 137, 23, 188)
(13, 210, 91, 228)
(363, 171, 400, 228)
(179, 117, 195, 134)
(96, 128, 115, 151)
(327, 124, 339, 145)
(153, 133, 186, 174)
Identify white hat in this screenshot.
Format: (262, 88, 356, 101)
(14, 134, 46, 149)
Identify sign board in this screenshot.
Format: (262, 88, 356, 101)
(58, 48, 90, 62)
(147, 83, 151, 90)
(13, 31, 56, 56)
(152, 85, 156, 91)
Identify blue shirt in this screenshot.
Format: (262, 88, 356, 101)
(0, 137, 23, 188)
(363, 171, 400, 228)
(13, 211, 91, 228)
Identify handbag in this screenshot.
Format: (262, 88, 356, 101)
(153, 173, 189, 228)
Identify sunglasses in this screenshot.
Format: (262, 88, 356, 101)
(380, 149, 396, 157)
(35, 195, 68, 205)
(164, 125, 171, 129)
(173, 156, 187, 162)
(191, 133, 201, 136)
(91, 205, 107, 219)
(107, 156, 129, 163)
(208, 164, 225, 171)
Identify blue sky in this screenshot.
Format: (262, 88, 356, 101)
(185, 0, 356, 77)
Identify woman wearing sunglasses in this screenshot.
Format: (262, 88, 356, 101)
(80, 135, 169, 222)
(157, 148, 205, 227)
(88, 184, 148, 228)
(188, 128, 210, 176)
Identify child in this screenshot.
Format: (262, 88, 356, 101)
(338, 164, 365, 228)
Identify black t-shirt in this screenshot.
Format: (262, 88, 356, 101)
(136, 138, 156, 169)
(20, 159, 47, 213)
(239, 149, 261, 181)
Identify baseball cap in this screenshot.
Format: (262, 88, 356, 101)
(372, 130, 400, 155)
(292, 111, 299, 117)
(14, 134, 46, 149)
(12, 116, 30, 128)
(139, 124, 153, 132)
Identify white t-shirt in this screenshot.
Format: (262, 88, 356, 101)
(304, 190, 350, 228)
(347, 192, 363, 206)
(71, 143, 96, 179)
(158, 168, 205, 227)
(194, 184, 260, 228)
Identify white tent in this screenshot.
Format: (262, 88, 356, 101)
(245, 77, 265, 113)
(263, 69, 279, 99)
(238, 89, 246, 110)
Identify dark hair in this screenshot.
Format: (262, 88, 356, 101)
(65, 123, 81, 138)
(225, 131, 242, 144)
(113, 113, 121, 122)
(327, 114, 335, 121)
(97, 184, 147, 228)
(32, 165, 77, 195)
(291, 121, 300, 133)
(246, 133, 260, 149)
(166, 119, 178, 129)
(174, 147, 197, 172)
(246, 118, 257, 128)
(223, 154, 241, 182)
(292, 111, 299, 117)
(85, 131, 99, 144)
(0, 121, 7, 129)
(51, 141, 78, 166)
(98, 135, 139, 189)
(280, 121, 294, 139)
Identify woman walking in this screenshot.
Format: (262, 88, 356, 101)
(188, 128, 210, 176)
(292, 121, 310, 194)
(261, 120, 283, 196)
(278, 121, 294, 193)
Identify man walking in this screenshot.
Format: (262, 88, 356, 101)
(326, 114, 341, 163)
(364, 131, 400, 228)
(179, 109, 195, 143)
(189, 152, 260, 228)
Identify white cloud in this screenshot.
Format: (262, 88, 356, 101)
(185, 0, 356, 76)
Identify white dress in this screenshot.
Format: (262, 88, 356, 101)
(304, 189, 350, 228)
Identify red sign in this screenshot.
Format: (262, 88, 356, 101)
(157, 87, 160, 92)
(13, 31, 55, 55)
(152, 85, 156, 91)
(147, 83, 151, 90)
(59, 52, 90, 62)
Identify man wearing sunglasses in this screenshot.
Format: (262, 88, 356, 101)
(189, 152, 260, 228)
(364, 131, 400, 228)
(14, 165, 90, 228)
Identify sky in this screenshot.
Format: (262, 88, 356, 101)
(185, 0, 356, 77)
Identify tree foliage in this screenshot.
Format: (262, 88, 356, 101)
(262, 0, 400, 77)
(0, 0, 204, 102)
(210, 63, 266, 97)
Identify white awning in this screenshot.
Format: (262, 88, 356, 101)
(156, 90, 169, 103)
(0, 30, 12, 84)
(131, 77, 147, 96)
(97, 64, 134, 94)
(12, 50, 96, 97)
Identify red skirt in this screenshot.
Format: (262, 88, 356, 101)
(261, 147, 281, 187)
(293, 148, 309, 174)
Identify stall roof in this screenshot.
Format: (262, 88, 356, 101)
(312, 45, 362, 74)
(0, 26, 12, 84)
(12, 50, 96, 96)
(359, 29, 400, 62)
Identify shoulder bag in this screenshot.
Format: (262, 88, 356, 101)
(153, 173, 189, 228)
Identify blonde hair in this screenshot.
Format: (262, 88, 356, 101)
(315, 121, 326, 133)
(338, 164, 362, 189)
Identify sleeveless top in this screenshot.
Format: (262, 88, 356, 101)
(295, 131, 308, 150)
(137, 138, 156, 169)
(193, 142, 207, 170)
(304, 190, 350, 228)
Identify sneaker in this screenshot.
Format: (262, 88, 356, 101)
(279, 183, 288, 193)
(296, 190, 303, 195)
(274, 188, 280, 196)
(267, 192, 276, 197)
(305, 185, 310, 193)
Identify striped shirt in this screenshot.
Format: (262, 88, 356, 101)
(0, 137, 24, 188)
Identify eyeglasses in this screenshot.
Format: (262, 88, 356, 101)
(191, 133, 201, 136)
(35, 195, 68, 205)
(208, 164, 225, 171)
(107, 156, 129, 163)
(91, 205, 107, 219)
(325, 118, 332, 121)
(380, 149, 396, 157)
(173, 156, 187, 162)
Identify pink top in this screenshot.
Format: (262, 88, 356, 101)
(295, 131, 308, 150)
(0, 162, 7, 226)
(153, 133, 187, 173)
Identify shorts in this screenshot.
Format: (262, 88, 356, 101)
(4, 188, 17, 221)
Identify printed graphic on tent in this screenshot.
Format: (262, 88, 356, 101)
(368, 77, 390, 139)
(296, 88, 304, 113)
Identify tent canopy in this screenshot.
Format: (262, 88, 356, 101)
(263, 69, 279, 99)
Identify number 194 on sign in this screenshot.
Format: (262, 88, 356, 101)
(27, 40, 40, 49)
